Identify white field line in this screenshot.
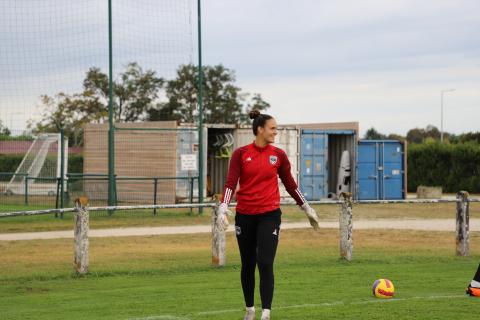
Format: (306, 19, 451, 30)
(127, 316, 191, 320)
(127, 294, 468, 319)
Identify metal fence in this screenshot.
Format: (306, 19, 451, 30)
(1, 0, 197, 210)
(0, 125, 201, 213)
(1, 173, 198, 214)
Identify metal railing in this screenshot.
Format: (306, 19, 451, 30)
(1, 172, 199, 215)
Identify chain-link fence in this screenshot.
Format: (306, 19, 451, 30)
(1, 126, 200, 214)
(0, 0, 196, 214)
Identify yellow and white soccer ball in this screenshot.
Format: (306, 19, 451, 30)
(372, 279, 395, 299)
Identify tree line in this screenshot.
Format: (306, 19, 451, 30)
(363, 126, 480, 144)
(23, 63, 270, 146)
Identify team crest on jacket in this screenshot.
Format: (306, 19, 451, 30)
(269, 155, 278, 165)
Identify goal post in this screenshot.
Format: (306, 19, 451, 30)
(5, 133, 68, 197)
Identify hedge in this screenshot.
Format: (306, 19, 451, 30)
(68, 154, 83, 174)
(407, 142, 480, 193)
(0, 154, 84, 181)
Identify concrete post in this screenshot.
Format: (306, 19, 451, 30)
(340, 192, 353, 261)
(74, 197, 89, 274)
(456, 191, 469, 256)
(211, 197, 226, 266)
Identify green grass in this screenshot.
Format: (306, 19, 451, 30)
(0, 203, 54, 212)
(0, 229, 479, 319)
(0, 207, 212, 233)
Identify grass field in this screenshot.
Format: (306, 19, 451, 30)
(0, 202, 479, 234)
(1, 228, 479, 319)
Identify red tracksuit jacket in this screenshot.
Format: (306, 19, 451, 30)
(221, 142, 306, 214)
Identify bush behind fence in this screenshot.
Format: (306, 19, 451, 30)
(0, 154, 83, 179)
(407, 142, 480, 193)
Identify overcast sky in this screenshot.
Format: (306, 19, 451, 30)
(0, 0, 479, 136)
(202, 0, 480, 135)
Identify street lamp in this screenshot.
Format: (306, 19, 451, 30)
(440, 89, 455, 142)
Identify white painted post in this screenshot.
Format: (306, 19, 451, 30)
(456, 191, 469, 256)
(211, 198, 226, 266)
(340, 192, 353, 261)
(74, 197, 89, 274)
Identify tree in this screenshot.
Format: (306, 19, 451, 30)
(31, 63, 164, 145)
(406, 125, 450, 144)
(456, 132, 480, 144)
(363, 127, 387, 140)
(82, 62, 164, 122)
(425, 125, 441, 140)
(387, 133, 405, 140)
(0, 120, 11, 136)
(148, 64, 270, 124)
(406, 128, 425, 144)
(29, 91, 107, 146)
(32, 63, 269, 145)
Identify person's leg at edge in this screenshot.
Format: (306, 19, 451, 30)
(467, 263, 480, 296)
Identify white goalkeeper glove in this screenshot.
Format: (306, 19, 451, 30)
(216, 203, 232, 232)
(301, 203, 319, 230)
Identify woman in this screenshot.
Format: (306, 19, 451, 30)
(216, 110, 320, 320)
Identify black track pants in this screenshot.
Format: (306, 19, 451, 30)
(235, 209, 281, 310)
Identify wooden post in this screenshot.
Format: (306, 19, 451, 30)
(74, 197, 89, 274)
(339, 192, 353, 261)
(211, 196, 226, 266)
(456, 191, 469, 256)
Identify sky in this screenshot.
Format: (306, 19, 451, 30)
(0, 0, 479, 136)
(201, 0, 480, 136)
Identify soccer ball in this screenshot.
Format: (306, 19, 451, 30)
(372, 279, 395, 298)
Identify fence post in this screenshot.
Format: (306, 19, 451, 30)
(189, 176, 194, 215)
(60, 127, 65, 210)
(55, 177, 60, 216)
(74, 197, 89, 275)
(153, 178, 158, 216)
(212, 196, 226, 266)
(24, 174, 28, 206)
(456, 191, 469, 256)
(339, 192, 353, 261)
(108, 174, 117, 216)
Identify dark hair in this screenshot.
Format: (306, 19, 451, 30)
(249, 110, 273, 135)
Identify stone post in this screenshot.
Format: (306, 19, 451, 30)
(456, 191, 469, 256)
(74, 197, 89, 274)
(340, 192, 353, 261)
(212, 197, 226, 266)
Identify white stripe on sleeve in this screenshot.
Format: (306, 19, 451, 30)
(295, 188, 307, 204)
(224, 188, 232, 204)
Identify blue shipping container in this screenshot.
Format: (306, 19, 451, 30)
(300, 130, 328, 200)
(300, 130, 356, 201)
(357, 140, 406, 200)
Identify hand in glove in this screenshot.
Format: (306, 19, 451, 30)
(216, 203, 232, 232)
(301, 203, 320, 230)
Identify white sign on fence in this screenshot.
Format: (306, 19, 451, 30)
(181, 154, 198, 171)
